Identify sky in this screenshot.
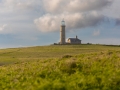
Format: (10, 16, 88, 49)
(0, 0, 120, 48)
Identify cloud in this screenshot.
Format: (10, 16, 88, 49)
(0, 24, 7, 31)
(0, 0, 117, 34)
(100, 0, 120, 19)
(0, 0, 42, 13)
(43, 0, 112, 13)
(0, 0, 43, 34)
(116, 18, 120, 26)
(0, 0, 115, 33)
(34, 12, 104, 32)
(93, 30, 100, 36)
(34, 0, 112, 32)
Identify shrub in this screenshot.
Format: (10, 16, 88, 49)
(60, 59, 77, 74)
(61, 55, 73, 59)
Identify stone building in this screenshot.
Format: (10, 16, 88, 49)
(67, 36, 81, 44)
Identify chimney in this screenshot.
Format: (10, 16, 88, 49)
(76, 35, 78, 39)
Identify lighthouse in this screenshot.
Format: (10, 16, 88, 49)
(60, 19, 66, 44)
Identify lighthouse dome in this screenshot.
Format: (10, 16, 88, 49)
(61, 19, 65, 26)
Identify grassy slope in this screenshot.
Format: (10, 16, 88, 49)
(0, 45, 120, 90)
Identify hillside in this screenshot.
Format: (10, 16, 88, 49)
(0, 45, 120, 90)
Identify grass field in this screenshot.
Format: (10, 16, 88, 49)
(0, 45, 120, 90)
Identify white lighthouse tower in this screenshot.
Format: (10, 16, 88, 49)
(60, 19, 66, 44)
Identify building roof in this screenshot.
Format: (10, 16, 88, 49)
(68, 38, 81, 42)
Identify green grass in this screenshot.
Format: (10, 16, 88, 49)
(0, 45, 120, 90)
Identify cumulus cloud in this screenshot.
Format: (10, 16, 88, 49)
(34, 0, 112, 32)
(34, 12, 104, 32)
(93, 30, 100, 36)
(0, 0, 115, 33)
(0, 24, 7, 31)
(43, 0, 112, 13)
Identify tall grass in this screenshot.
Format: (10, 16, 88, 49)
(0, 45, 120, 89)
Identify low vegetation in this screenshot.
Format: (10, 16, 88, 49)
(0, 45, 120, 90)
